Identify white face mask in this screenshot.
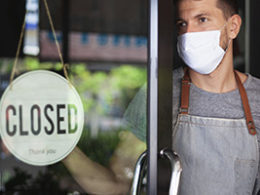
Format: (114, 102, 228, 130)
(177, 30, 226, 74)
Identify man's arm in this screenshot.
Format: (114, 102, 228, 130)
(63, 146, 129, 194)
(63, 131, 146, 194)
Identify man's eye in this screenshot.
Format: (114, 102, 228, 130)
(177, 21, 187, 27)
(199, 17, 208, 23)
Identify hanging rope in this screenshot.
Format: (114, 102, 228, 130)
(43, 0, 71, 82)
(10, 0, 71, 88)
(9, 10, 27, 88)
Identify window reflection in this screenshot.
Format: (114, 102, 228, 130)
(0, 58, 147, 194)
(1, 0, 148, 193)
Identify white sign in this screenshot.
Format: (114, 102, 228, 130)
(0, 70, 84, 166)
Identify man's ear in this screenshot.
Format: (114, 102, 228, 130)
(228, 14, 242, 39)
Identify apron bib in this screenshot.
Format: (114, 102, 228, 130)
(172, 69, 259, 195)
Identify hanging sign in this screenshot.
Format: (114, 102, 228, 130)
(0, 70, 84, 166)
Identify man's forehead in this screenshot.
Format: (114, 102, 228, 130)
(177, 0, 218, 10)
(176, 0, 220, 17)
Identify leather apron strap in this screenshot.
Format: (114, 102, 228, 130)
(180, 68, 257, 135)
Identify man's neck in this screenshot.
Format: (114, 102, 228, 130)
(188, 47, 247, 93)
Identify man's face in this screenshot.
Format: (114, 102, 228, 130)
(176, 0, 229, 49)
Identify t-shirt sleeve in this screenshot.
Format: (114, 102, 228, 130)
(122, 84, 147, 142)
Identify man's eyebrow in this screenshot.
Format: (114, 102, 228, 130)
(175, 17, 186, 23)
(175, 12, 211, 23)
(194, 13, 211, 19)
(176, 18, 185, 23)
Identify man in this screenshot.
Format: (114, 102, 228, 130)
(171, 0, 260, 194)
(64, 0, 260, 194)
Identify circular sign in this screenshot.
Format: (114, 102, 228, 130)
(0, 70, 84, 166)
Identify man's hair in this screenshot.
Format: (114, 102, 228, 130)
(173, 0, 239, 19)
(217, 0, 238, 19)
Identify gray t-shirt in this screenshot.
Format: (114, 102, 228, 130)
(172, 67, 260, 128)
(123, 67, 260, 193)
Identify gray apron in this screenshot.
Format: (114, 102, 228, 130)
(172, 69, 259, 195)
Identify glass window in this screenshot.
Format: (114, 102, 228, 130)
(0, 0, 148, 194)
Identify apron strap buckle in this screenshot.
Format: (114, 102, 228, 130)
(179, 108, 188, 114)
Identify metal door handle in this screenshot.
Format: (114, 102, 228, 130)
(130, 151, 147, 195)
(130, 149, 182, 195)
(160, 148, 182, 195)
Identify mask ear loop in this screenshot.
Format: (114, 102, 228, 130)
(219, 20, 232, 52)
(224, 39, 232, 52)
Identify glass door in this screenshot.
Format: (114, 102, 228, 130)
(148, 0, 179, 194)
(0, 0, 148, 194)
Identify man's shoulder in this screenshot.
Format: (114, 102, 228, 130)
(245, 74, 260, 116)
(172, 66, 184, 99)
(246, 74, 260, 92)
(173, 66, 184, 90)
(173, 66, 184, 81)
(250, 74, 260, 84)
